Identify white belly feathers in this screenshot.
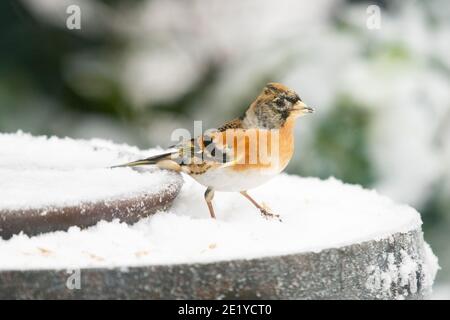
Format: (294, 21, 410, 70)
(192, 166, 279, 192)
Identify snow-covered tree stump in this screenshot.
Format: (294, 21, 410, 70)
(0, 133, 439, 299)
(0, 133, 183, 239)
(0, 229, 436, 299)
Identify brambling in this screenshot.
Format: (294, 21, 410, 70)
(113, 83, 314, 220)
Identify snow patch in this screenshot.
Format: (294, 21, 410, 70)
(0, 131, 178, 211)
(365, 246, 439, 299)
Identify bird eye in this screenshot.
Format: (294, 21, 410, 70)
(275, 98, 285, 107)
(286, 95, 300, 104)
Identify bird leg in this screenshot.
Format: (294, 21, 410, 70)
(240, 191, 281, 221)
(204, 187, 216, 219)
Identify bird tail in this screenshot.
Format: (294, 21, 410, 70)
(111, 152, 174, 168)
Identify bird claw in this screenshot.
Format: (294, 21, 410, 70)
(260, 208, 282, 222)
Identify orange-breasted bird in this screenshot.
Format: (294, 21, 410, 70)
(113, 83, 314, 220)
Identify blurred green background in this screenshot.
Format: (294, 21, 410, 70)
(1, 0, 449, 296)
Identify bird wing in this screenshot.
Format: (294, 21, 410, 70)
(168, 118, 244, 167)
(171, 133, 234, 168)
(175, 126, 275, 171)
(217, 117, 243, 132)
(114, 118, 261, 172)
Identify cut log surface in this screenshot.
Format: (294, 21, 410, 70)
(0, 132, 183, 238)
(0, 132, 439, 299)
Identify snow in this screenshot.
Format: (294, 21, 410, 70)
(365, 249, 419, 298)
(0, 132, 432, 270)
(0, 131, 178, 211)
(365, 243, 439, 299)
(423, 243, 440, 290)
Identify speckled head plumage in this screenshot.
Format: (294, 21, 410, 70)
(242, 82, 314, 129)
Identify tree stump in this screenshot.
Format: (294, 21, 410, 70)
(0, 132, 183, 239)
(0, 228, 437, 299)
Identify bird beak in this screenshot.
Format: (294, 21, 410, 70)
(293, 101, 315, 115)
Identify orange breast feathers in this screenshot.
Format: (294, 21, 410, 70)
(207, 116, 296, 172)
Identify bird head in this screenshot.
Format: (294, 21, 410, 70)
(243, 83, 314, 129)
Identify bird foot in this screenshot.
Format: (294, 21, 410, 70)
(260, 208, 282, 222)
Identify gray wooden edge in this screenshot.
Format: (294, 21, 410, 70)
(0, 228, 433, 299)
